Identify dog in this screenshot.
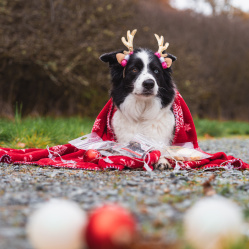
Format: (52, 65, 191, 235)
(99, 32, 177, 170)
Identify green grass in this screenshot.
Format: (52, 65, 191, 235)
(194, 118, 249, 137)
(0, 116, 94, 148)
(0, 115, 249, 149)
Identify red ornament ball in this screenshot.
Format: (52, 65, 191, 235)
(85, 204, 136, 249)
(83, 149, 101, 163)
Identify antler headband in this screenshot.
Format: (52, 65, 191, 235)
(116, 29, 137, 67)
(116, 29, 173, 69)
(154, 34, 172, 69)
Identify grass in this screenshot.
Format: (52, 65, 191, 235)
(0, 115, 249, 149)
(0, 116, 94, 148)
(194, 118, 249, 138)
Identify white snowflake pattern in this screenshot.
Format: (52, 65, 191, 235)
(194, 160, 204, 166)
(120, 158, 127, 164)
(128, 160, 135, 166)
(92, 118, 101, 131)
(50, 145, 67, 156)
(184, 123, 191, 132)
(22, 155, 33, 162)
(107, 104, 116, 140)
(173, 102, 184, 134)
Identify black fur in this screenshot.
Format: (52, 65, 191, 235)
(100, 48, 176, 108)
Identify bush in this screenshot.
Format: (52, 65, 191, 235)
(0, 0, 136, 117)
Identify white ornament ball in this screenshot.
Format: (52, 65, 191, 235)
(27, 199, 87, 249)
(184, 197, 243, 249)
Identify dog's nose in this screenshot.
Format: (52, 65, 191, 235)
(142, 79, 155, 90)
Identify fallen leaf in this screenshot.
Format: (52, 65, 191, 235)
(202, 174, 216, 196)
(17, 142, 26, 148)
(204, 133, 214, 139)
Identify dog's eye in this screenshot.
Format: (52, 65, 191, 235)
(132, 68, 138, 73)
(154, 69, 159, 74)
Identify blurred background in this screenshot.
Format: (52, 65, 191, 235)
(0, 0, 249, 120)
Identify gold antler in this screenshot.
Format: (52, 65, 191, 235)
(154, 34, 169, 58)
(121, 29, 137, 55)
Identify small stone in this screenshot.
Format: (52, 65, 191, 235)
(144, 198, 159, 206)
(140, 187, 147, 193)
(132, 177, 140, 182)
(127, 181, 138, 186)
(14, 178, 22, 183)
(231, 171, 242, 176)
(172, 179, 178, 184)
(169, 173, 175, 178)
(178, 176, 190, 182)
(222, 173, 232, 178)
(70, 188, 88, 198)
(35, 185, 44, 191)
(87, 192, 93, 197)
(144, 178, 154, 183)
(140, 172, 148, 176)
(121, 180, 127, 186)
(238, 183, 249, 190)
(106, 190, 118, 196)
(13, 166, 20, 171)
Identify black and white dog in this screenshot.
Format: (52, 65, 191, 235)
(100, 48, 177, 169)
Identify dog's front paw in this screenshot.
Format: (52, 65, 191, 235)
(154, 157, 172, 170)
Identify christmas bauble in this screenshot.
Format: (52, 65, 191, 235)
(27, 199, 87, 249)
(85, 204, 136, 249)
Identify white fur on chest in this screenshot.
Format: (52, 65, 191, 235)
(112, 94, 175, 145)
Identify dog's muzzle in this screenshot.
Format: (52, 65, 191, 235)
(142, 79, 155, 90)
(141, 79, 155, 96)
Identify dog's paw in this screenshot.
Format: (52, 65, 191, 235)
(154, 157, 172, 170)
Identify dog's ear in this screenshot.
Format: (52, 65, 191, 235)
(166, 53, 177, 62)
(100, 50, 123, 65)
(161, 52, 177, 69)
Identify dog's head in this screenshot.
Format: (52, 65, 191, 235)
(100, 32, 177, 109)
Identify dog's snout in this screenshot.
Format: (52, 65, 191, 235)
(142, 79, 155, 90)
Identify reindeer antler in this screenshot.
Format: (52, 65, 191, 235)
(121, 29, 137, 55)
(154, 34, 169, 58)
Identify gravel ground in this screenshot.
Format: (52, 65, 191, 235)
(0, 138, 249, 249)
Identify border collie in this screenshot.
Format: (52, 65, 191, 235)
(100, 47, 177, 170)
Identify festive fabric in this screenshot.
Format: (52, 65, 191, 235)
(0, 91, 248, 170)
(0, 144, 160, 171)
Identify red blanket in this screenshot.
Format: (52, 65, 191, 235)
(0, 92, 248, 171)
